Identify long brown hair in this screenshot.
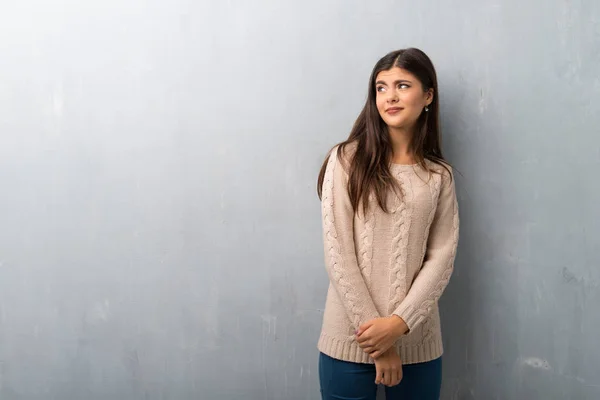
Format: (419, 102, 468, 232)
(317, 48, 451, 215)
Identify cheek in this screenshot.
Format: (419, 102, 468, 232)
(407, 92, 428, 110)
(376, 97, 385, 112)
(402, 93, 422, 108)
(376, 98, 388, 116)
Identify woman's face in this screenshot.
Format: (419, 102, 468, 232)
(375, 67, 433, 132)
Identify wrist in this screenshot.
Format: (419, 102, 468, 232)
(390, 315, 409, 337)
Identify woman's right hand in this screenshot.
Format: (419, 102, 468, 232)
(374, 347, 403, 387)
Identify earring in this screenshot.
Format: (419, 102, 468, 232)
(425, 106, 429, 112)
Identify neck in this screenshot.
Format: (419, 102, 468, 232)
(388, 126, 415, 163)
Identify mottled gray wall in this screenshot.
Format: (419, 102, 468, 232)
(0, 0, 599, 399)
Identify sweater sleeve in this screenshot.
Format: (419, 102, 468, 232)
(392, 169, 459, 331)
(321, 149, 381, 330)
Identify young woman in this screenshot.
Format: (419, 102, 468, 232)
(316, 48, 460, 400)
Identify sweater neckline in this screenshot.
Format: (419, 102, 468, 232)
(390, 162, 420, 170)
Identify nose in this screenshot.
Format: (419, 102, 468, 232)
(386, 90, 398, 103)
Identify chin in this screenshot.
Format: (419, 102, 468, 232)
(385, 116, 419, 131)
(384, 119, 407, 129)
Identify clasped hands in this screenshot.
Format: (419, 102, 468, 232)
(355, 315, 409, 387)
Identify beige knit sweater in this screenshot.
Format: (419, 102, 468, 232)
(317, 145, 460, 365)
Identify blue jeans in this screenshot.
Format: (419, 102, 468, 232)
(319, 352, 442, 400)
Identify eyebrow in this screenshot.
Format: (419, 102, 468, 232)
(375, 79, 413, 86)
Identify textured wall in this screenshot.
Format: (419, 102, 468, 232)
(0, 0, 599, 399)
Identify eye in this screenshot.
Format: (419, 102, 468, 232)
(376, 86, 386, 93)
(398, 83, 410, 89)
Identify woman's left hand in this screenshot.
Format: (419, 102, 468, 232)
(356, 316, 409, 359)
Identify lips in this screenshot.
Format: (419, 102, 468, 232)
(386, 107, 403, 114)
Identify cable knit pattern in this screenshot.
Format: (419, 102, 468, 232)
(392, 168, 460, 333)
(405, 192, 459, 326)
(419, 173, 443, 343)
(318, 152, 459, 365)
(320, 148, 381, 331)
(387, 171, 413, 315)
(358, 200, 375, 283)
(422, 173, 443, 255)
(322, 154, 361, 326)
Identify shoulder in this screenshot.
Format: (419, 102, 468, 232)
(425, 159, 453, 178)
(328, 141, 358, 175)
(424, 159, 455, 191)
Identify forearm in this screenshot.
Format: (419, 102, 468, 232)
(322, 148, 381, 328)
(392, 172, 459, 331)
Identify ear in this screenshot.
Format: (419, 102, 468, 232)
(425, 88, 434, 106)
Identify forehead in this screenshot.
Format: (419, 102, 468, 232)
(375, 67, 417, 82)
